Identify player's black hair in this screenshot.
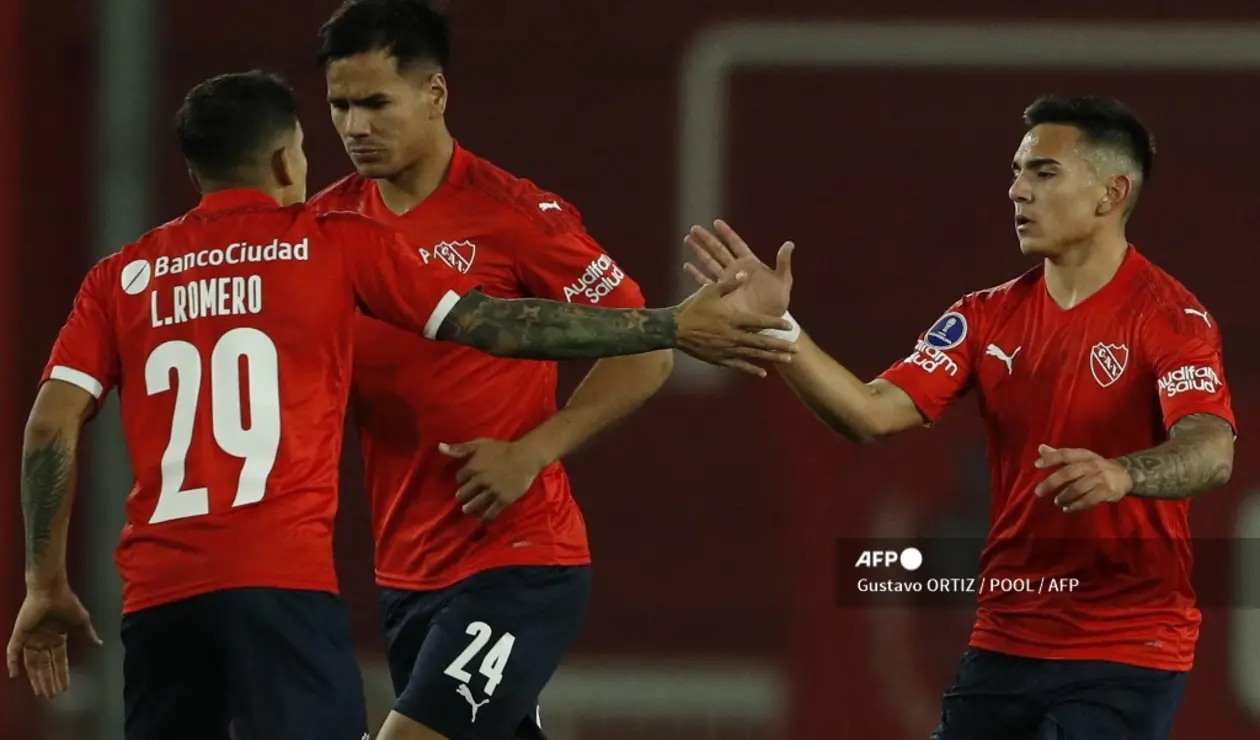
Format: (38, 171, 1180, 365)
(317, 0, 450, 71)
(175, 70, 299, 182)
(1023, 95, 1155, 184)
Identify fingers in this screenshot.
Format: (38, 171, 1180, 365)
(480, 500, 509, 522)
(1034, 445, 1096, 468)
(1034, 463, 1087, 497)
(682, 263, 717, 288)
(712, 220, 755, 258)
(734, 310, 794, 333)
(735, 331, 798, 354)
(461, 491, 497, 519)
(727, 346, 795, 365)
(24, 647, 57, 698)
(1051, 477, 1095, 508)
(684, 234, 728, 279)
(51, 641, 70, 694)
(1060, 485, 1110, 514)
(713, 271, 749, 296)
(687, 224, 740, 267)
(455, 479, 486, 505)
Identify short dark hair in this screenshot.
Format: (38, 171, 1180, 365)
(1023, 95, 1155, 184)
(175, 70, 298, 181)
(317, 0, 450, 71)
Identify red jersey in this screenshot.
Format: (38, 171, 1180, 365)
(309, 143, 646, 591)
(41, 189, 474, 614)
(879, 247, 1234, 672)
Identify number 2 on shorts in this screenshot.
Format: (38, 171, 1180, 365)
(443, 621, 517, 696)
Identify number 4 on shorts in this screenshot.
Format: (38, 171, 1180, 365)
(443, 621, 517, 696)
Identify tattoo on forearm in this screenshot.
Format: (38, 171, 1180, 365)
(22, 433, 73, 570)
(437, 291, 677, 360)
(1117, 414, 1233, 500)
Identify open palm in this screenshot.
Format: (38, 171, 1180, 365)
(684, 220, 793, 317)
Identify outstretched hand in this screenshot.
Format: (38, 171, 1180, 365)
(683, 219, 794, 317)
(672, 270, 798, 377)
(7, 583, 101, 699)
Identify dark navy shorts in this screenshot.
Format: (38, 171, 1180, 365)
(120, 587, 368, 740)
(930, 647, 1188, 740)
(380, 565, 592, 740)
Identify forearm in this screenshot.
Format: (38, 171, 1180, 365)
(437, 292, 677, 360)
(775, 332, 914, 443)
(1115, 415, 1234, 499)
(517, 351, 674, 465)
(21, 421, 80, 589)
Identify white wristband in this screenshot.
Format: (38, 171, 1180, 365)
(762, 310, 801, 342)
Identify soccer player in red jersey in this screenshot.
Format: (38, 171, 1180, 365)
(685, 96, 1236, 739)
(4, 71, 794, 740)
(306, 3, 769, 739)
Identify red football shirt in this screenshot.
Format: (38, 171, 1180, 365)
(879, 247, 1234, 672)
(41, 188, 474, 613)
(309, 143, 647, 590)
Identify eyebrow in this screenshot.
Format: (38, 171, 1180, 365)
(327, 93, 390, 106)
(1012, 157, 1061, 171)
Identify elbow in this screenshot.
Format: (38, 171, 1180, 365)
(821, 412, 883, 446)
(25, 412, 67, 448)
(847, 419, 890, 446)
(1212, 437, 1235, 488)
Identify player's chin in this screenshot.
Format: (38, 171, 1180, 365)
(348, 155, 399, 179)
(1017, 236, 1058, 258)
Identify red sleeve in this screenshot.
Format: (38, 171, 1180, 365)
(328, 216, 479, 339)
(1143, 304, 1236, 433)
(513, 223, 646, 309)
(876, 297, 978, 424)
(41, 258, 120, 406)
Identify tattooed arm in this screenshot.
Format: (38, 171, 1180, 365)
(433, 287, 794, 371)
(1115, 413, 1235, 499)
(435, 290, 677, 359)
(21, 380, 94, 589)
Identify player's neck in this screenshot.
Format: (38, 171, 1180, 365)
(375, 132, 456, 216)
(1042, 233, 1129, 310)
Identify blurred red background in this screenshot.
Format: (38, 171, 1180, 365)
(5, 1, 1260, 737)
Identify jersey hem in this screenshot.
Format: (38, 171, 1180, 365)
(375, 551, 592, 591)
(968, 631, 1194, 672)
(122, 577, 339, 615)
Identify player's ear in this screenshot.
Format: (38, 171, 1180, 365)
(186, 166, 201, 194)
(271, 146, 295, 190)
(1097, 175, 1131, 217)
(428, 72, 448, 119)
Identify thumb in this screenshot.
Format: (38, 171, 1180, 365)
(79, 608, 102, 647)
(6, 637, 20, 679)
(775, 241, 794, 280)
(439, 442, 474, 458)
(1034, 444, 1057, 468)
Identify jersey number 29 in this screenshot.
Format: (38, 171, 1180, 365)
(144, 327, 280, 524)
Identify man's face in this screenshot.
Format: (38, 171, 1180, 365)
(1008, 124, 1112, 258)
(326, 49, 445, 179)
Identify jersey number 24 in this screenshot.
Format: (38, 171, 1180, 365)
(144, 327, 280, 524)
